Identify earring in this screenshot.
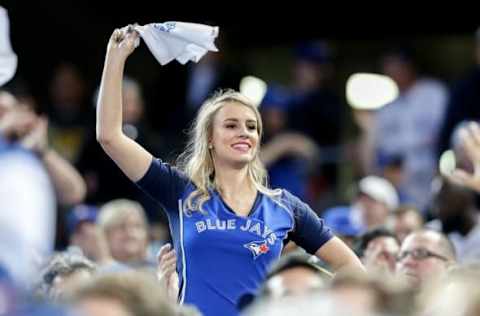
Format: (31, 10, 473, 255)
(208, 144, 213, 150)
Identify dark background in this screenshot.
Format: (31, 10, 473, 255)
(3, 1, 480, 120)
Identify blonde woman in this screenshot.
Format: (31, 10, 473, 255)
(97, 25, 364, 316)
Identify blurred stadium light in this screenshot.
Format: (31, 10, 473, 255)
(439, 149, 456, 176)
(346, 73, 398, 110)
(240, 75, 267, 107)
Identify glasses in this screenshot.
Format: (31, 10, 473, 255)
(396, 248, 449, 262)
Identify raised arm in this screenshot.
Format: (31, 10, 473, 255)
(96, 26, 152, 182)
(20, 116, 86, 205)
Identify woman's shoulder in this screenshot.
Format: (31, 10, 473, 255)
(274, 189, 319, 219)
(264, 188, 304, 211)
(138, 157, 194, 190)
(277, 188, 303, 205)
(151, 158, 189, 179)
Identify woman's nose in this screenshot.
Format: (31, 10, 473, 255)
(238, 125, 249, 137)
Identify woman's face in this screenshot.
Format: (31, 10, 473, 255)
(210, 102, 259, 168)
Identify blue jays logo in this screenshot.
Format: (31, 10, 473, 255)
(244, 240, 270, 259)
(155, 22, 176, 33)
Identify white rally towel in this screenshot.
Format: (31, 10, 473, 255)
(0, 6, 17, 86)
(134, 21, 219, 65)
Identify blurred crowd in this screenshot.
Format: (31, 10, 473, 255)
(3, 6, 480, 315)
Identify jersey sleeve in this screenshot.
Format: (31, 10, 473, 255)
(283, 190, 334, 254)
(135, 158, 190, 212)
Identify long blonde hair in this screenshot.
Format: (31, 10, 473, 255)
(177, 89, 280, 214)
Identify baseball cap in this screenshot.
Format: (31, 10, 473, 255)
(358, 176, 399, 211)
(323, 206, 362, 237)
(66, 204, 98, 234)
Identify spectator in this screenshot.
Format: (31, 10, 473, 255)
(0, 93, 56, 287)
(324, 175, 399, 234)
(355, 227, 400, 275)
(322, 206, 361, 248)
(438, 27, 480, 156)
(97, 199, 153, 269)
(70, 271, 178, 316)
(260, 253, 332, 299)
(66, 205, 114, 266)
(39, 251, 96, 302)
(389, 205, 424, 243)
(396, 229, 456, 290)
(76, 77, 164, 221)
(0, 90, 86, 206)
(260, 85, 319, 201)
(47, 62, 91, 163)
(373, 48, 448, 212)
(286, 41, 348, 202)
(428, 176, 480, 262)
(328, 272, 414, 316)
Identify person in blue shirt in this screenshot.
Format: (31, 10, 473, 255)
(96, 25, 364, 316)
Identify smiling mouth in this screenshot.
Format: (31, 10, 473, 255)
(231, 143, 251, 152)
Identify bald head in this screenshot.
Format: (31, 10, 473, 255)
(397, 229, 456, 289)
(406, 230, 456, 261)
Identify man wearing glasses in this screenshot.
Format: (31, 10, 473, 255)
(396, 229, 456, 289)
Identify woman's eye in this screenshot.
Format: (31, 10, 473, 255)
(226, 124, 235, 129)
(248, 125, 256, 130)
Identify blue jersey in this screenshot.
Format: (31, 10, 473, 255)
(136, 159, 333, 316)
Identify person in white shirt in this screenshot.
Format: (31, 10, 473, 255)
(373, 49, 448, 212)
(0, 136, 56, 287)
